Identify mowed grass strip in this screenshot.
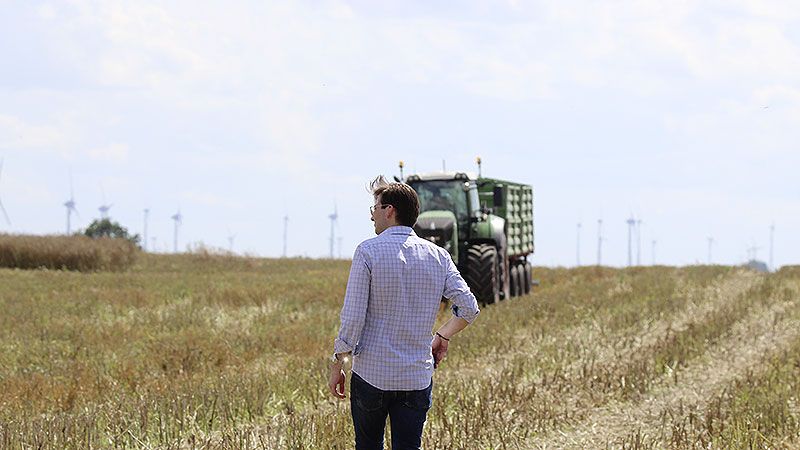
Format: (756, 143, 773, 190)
(616, 283, 800, 449)
(602, 273, 776, 399)
(418, 267, 753, 447)
(533, 275, 800, 449)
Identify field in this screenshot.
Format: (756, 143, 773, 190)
(1, 252, 799, 449)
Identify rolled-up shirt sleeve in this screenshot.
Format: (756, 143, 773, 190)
(442, 254, 480, 323)
(333, 245, 372, 355)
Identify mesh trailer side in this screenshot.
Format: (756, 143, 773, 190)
(477, 179, 534, 257)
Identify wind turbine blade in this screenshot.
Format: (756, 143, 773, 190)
(0, 198, 10, 226)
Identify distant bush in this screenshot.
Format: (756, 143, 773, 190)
(83, 218, 140, 246)
(0, 233, 138, 272)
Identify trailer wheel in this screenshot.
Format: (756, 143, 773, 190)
(509, 264, 520, 297)
(523, 261, 532, 295)
(464, 243, 499, 305)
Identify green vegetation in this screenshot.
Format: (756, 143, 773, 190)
(0, 233, 138, 272)
(83, 218, 141, 246)
(0, 256, 798, 448)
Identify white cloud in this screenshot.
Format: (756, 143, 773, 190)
(86, 143, 129, 163)
(0, 114, 73, 155)
(179, 191, 243, 209)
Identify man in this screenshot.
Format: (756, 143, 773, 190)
(328, 175, 480, 449)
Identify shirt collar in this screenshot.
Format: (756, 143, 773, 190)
(380, 225, 416, 236)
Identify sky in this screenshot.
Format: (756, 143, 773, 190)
(0, 0, 798, 268)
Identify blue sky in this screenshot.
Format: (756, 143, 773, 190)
(1, 0, 798, 267)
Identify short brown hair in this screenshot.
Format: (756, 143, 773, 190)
(370, 175, 420, 227)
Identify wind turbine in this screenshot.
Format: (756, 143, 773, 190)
(747, 242, 760, 262)
(707, 237, 714, 264)
(576, 222, 582, 266)
(98, 185, 112, 219)
(636, 218, 643, 266)
(64, 174, 79, 234)
(329, 203, 338, 259)
(597, 219, 603, 266)
(171, 210, 182, 253)
(651, 239, 657, 265)
(769, 223, 775, 271)
(0, 158, 11, 226)
(227, 229, 236, 253)
(143, 209, 149, 251)
(626, 215, 636, 266)
(283, 214, 289, 257)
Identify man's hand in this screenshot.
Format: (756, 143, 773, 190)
(432, 335, 449, 369)
(328, 363, 346, 399)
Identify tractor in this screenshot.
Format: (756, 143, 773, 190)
(401, 159, 534, 305)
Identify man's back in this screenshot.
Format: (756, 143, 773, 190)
(349, 226, 456, 390)
(329, 177, 479, 450)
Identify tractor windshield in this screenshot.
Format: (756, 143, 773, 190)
(410, 180, 469, 221)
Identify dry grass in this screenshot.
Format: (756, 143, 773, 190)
(0, 257, 798, 449)
(0, 233, 138, 272)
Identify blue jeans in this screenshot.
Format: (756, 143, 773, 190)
(350, 371, 433, 450)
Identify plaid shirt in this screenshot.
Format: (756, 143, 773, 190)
(333, 225, 480, 391)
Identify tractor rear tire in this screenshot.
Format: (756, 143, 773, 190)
(464, 244, 499, 305)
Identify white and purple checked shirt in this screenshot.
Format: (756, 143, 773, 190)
(333, 225, 480, 391)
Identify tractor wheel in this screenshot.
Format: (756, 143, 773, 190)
(464, 243, 499, 305)
(509, 264, 520, 297)
(499, 256, 509, 301)
(523, 261, 532, 295)
(498, 237, 510, 301)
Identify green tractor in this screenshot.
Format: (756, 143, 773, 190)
(402, 160, 534, 305)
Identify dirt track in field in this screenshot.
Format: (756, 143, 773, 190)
(528, 279, 800, 449)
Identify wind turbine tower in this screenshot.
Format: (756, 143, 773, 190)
(283, 215, 289, 258)
(769, 223, 775, 271)
(99, 205, 111, 219)
(329, 204, 338, 259)
(0, 158, 11, 226)
(636, 219, 642, 266)
(707, 237, 714, 264)
(747, 243, 760, 261)
(576, 222, 582, 266)
(63, 175, 79, 234)
(626, 216, 636, 266)
(597, 219, 603, 266)
(651, 239, 657, 265)
(143, 209, 149, 251)
(227, 230, 236, 253)
(98, 185, 112, 219)
(171, 210, 182, 253)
